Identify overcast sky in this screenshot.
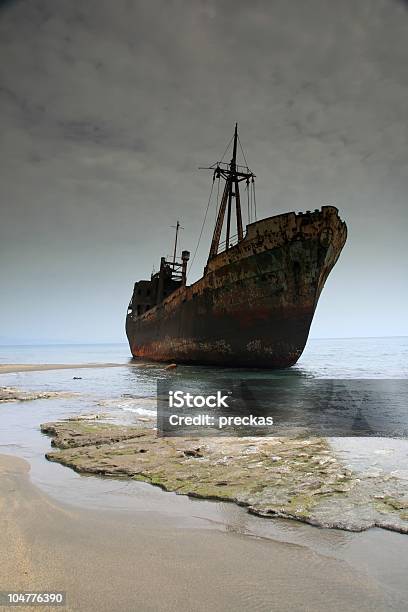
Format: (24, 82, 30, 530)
(0, 0, 407, 344)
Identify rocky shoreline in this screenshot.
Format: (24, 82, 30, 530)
(0, 386, 77, 403)
(42, 417, 408, 533)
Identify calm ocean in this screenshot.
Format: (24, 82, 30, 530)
(1, 337, 407, 428)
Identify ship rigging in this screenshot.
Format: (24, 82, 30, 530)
(188, 124, 257, 274)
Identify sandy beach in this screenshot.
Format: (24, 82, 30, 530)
(0, 453, 403, 612)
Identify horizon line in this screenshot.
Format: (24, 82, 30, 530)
(0, 335, 407, 348)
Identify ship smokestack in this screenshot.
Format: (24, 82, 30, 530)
(181, 250, 190, 286)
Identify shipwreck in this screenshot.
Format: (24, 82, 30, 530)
(126, 125, 347, 367)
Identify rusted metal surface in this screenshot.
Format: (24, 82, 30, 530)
(126, 206, 347, 368)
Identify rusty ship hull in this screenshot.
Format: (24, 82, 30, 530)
(126, 206, 347, 368)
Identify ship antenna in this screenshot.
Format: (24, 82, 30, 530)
(171, 220, 184, 265)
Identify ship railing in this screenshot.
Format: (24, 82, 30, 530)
(211, 161, 253, 175)
(163, 258, 184, 282)
(164, 258, 183, 269)
(217, 233, 239, 254)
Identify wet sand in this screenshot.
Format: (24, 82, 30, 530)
(0, 363, 126, 374)
(0, 453, 404, 612)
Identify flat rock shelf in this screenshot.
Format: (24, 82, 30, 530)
(0, 386, 77, 403)
(41, 418, 408, 533)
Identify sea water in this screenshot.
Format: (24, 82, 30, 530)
(1, 335, 407, 375)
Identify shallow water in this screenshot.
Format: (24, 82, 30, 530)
(0, 338, 407, 604)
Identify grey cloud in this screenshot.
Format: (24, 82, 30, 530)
(0, 0, 407, 343)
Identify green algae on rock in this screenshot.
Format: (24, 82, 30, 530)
(41, 418, 408, 533)
(41, 421, 146, 449)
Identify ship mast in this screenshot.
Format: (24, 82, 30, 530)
(206, 124, 255, 261)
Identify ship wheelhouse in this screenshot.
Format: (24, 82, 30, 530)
(127, 251, 190, 318)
